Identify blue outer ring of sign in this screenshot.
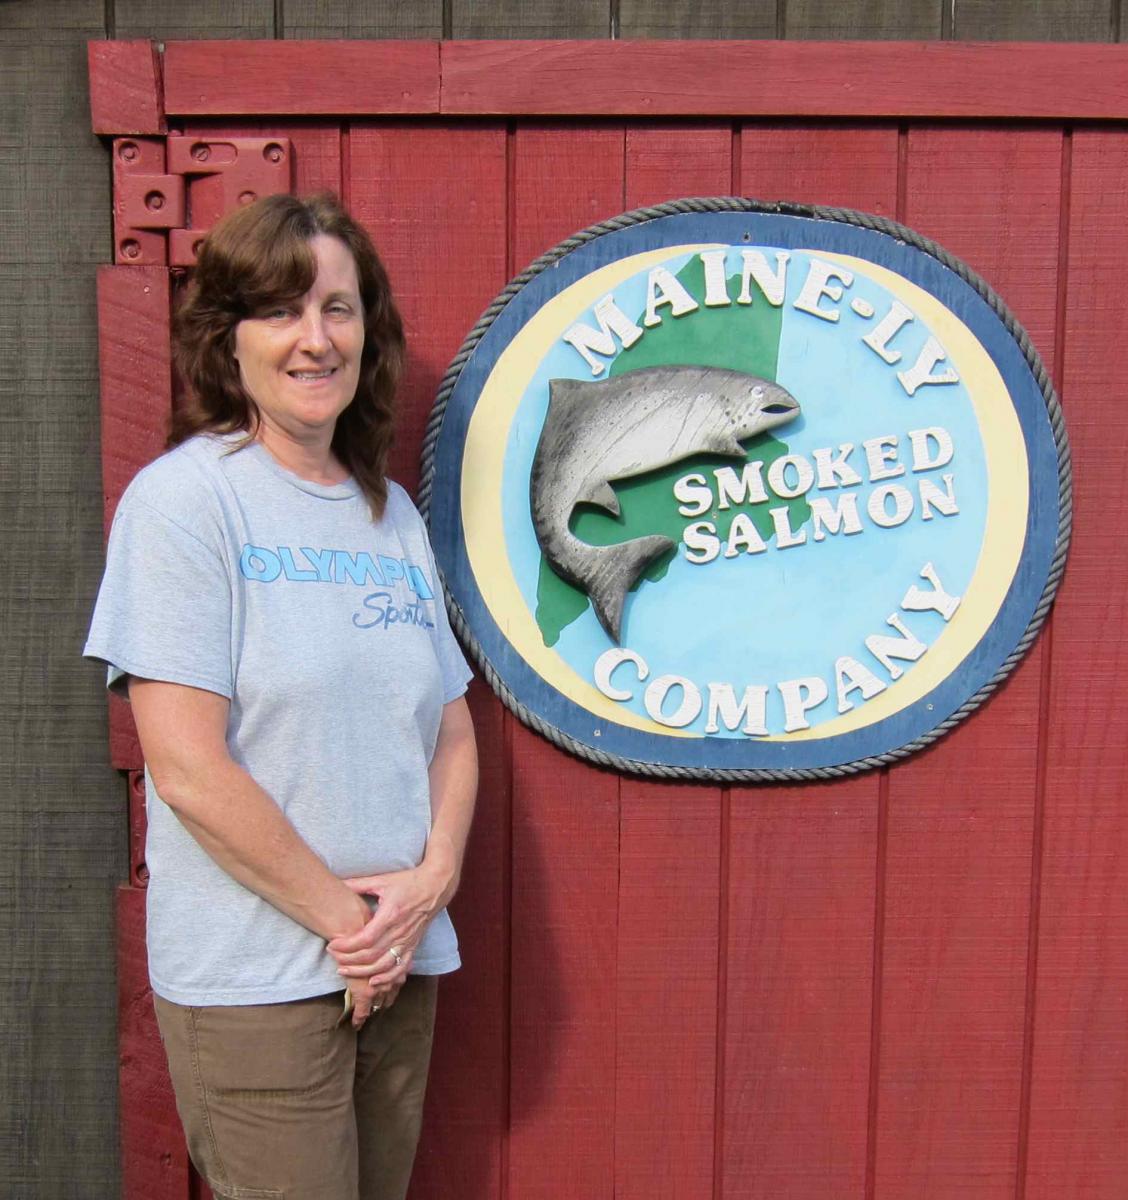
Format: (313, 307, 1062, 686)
(426, 211, 1059, 772)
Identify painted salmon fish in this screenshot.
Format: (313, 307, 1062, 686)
(530, 365, 801, 642)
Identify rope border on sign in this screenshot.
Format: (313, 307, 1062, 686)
(418, 197, 1072, 782)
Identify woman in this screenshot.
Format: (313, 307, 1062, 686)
(85, 193, 477, 1200)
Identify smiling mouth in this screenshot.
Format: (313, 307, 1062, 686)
(287, 368, 339, 381)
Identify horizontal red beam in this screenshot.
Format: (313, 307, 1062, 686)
(440, 40, 1128, 118)
(143, 39, 1128, 122)
(162, 40, 440, 116)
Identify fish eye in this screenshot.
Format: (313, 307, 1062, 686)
(752, 386, 764, 398)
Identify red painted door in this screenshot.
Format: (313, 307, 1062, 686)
(90, 39, 1128, 1200)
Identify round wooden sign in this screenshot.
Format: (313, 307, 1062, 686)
(421, 201, 1070, 780)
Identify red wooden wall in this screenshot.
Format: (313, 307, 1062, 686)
(90, 40, 1128, 1200)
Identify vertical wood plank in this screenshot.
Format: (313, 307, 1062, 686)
(508, 727, 620, 1200)
(414, 680, 510, 1200)
(873, 125, 1063, 1200)
(118, 885, 191, 1199)
(615, 784, 721, 1200)
(512, 123, 624, 269)
(349, 122, 509, 1200)
(722, 126, 898, 1200)
(112, 0, 275, 39)
(624, 124, 732, 207)
(785, 0, 943, 38)
(876, 690, 1039, 1198)
(283, 0, 444, 38)
(96, 266, 171, 535)
(900, 127, 1063, 373)
(618, 0, 776, 37)
(1, 9, 123, 1193)
(953, 0, 1114, 40)
(452, 0, 610, 37)
(724, 781, 879, 1198)
(740, 124, 899, 215)
(349, 122, 508, 495)
(505, 122, 625, 1200)
(1026, 127, 1128, 1200)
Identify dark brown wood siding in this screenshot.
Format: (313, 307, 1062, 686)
(1, 3, 122, 1195)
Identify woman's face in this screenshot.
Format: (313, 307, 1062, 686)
(233, 233, 365, 445)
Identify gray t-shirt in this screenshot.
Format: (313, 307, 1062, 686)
(84, 433, 472, 1005)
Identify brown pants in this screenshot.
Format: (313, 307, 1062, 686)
(154, 976, 438, 1200)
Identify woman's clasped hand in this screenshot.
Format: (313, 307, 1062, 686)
(332, 861, 453, 1024)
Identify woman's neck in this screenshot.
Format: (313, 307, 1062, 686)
(255, 422, 349, 485)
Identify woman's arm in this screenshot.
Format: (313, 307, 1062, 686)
(329, 696, 478, 981)
(129, 677, 373, 942)
(419, 695, 479, 905)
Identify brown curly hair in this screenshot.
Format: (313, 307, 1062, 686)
(172, 192, 405, 518)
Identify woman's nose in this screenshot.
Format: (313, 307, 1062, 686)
(296, 309, 330, 353)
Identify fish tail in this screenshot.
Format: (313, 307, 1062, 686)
(584, 534, 674, 643)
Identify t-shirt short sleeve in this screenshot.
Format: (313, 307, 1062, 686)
(430, 591, 473, 704)
(84, 492, 233, 699)
(424, 543, 474, 704)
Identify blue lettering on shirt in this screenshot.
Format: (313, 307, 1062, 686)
(333, 550, 385, 587)
(240, 543, 438, 636)
(352, 591, 435, 631)
(239, 544, 435, 598)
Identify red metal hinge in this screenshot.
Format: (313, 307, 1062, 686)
(127, 770, 149, 888)
(112, 134, 293, 266)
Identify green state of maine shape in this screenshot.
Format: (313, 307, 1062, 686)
(534, 254, 811, 647)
